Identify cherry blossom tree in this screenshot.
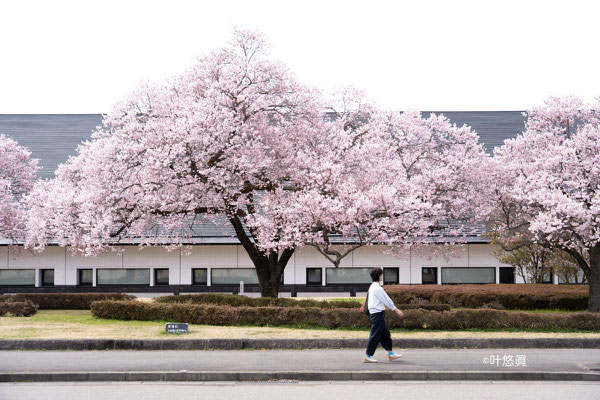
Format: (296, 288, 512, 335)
(25, 28, 489, 298)
(26, 28, 325, 297)
(486, 96, 600, 311)
(0, 134, 38, 242)
(249, 93, 490, 267)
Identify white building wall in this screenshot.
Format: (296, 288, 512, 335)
(65, 248, 122, 286)
(409, 244, 468, 284)
(283, 253, 296, 285)
(0, 242, 521, 289)
(468, 244, 505, 266)
(352, 245, 411, 283)
(515, 274, 526, 284)
(4, 246, 66, 286)
(122, 246, 180, 286)
(181, 245, 247, 286)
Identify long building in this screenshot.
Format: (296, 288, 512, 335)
(0, 113, 567, 296)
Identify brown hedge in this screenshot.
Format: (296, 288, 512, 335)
(0, 293, 136, 310)
(90, 300, 600, 331)
(385, 284, 589, 310)
(154, 293, 451, 312)
(0, 300, 38, 317)
(155, 293, 360, 308)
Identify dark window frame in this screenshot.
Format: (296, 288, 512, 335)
(78, 269, 93, 286)
(95, 268, 150, 286)
(192, 268, 208, 285)
(325, 267, 372, 286)
(306, 267, 322, 285)
(422, 267, 437, 284)
(499, 266, 515, 284)
(210, 267, 260, 285)
(40, 269, 55, 286)
(0, 269, 35, 286)
(154, 268, 170, 286)
(542, 270, 553, 284)
(440, 267, 496, 285)
(383, 267, 399, 285)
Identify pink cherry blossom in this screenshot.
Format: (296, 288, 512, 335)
(0, 134, 38, 243)
(486, 95, 600, 311)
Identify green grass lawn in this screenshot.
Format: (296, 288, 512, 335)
(1, 309, 599, 339)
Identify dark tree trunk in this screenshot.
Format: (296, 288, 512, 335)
(228, 215, 294, 298)
(560, 243, 598, 312)
(255, 260, 277, 298)
(588, 244, 600, 312)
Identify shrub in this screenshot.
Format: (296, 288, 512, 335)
(480, 301, 506, 310)
(154, 293, 451, 311)
(399, 303, 451, 312)
(0, 293, 136, 310)
(385, 284, 589, 310)
(155, 293, 361, 308)
(0, 300, 38, 317)
(90, 300, 600, 331)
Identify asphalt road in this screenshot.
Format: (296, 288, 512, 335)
(1, 349, 599, 373)
(1, 381, 600, 400)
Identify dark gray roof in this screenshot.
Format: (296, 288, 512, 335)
(0, 114, 103, 180)
(425, 111, 524, 152)
(0, 112, 525, 180)
(0, 112, 522, 245)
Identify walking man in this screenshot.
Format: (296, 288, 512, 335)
(360, 267, 404, 363)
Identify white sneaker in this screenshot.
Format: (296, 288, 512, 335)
(388, 352, 403, 361)
(363, 355, 378, 363)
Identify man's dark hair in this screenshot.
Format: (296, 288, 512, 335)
(370, 267, 383, 282)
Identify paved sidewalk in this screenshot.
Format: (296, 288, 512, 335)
(3, 337, 600, 350)
(1, 349, 600, 381)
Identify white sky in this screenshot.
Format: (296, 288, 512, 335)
(1, 0, 599, 113)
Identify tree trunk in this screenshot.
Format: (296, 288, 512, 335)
(588, 244, 600, 312)
(258, 276, 281, 298)
(227, 215, 294, 298)
(254, 253, 287, 298)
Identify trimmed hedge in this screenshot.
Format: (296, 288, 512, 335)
(155, 293, 360, 308)
(155, 293, 451, 312)
(0, 300, 38, 317)
(91, 300, 600, 331)
(385, 284, 589, 311)
(0, 293, 136, 310)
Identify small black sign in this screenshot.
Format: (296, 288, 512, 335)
(166, 323, 189, 334)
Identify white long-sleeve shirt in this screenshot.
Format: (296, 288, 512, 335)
(367, 281, 396, 313)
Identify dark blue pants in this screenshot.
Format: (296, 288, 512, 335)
(366, 310, 393, 356)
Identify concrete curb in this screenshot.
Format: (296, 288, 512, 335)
(1, 370, 599, 382)
(2, 338, 600, 350)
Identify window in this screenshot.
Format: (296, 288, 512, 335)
(40, 269, 54, 286)
(441, 267, 495, 284)
(422, 267, 437, 284)
(383, 268, 399, 285)
(154, 269, 169, 286)
(306, 268, 322, 285)
(542, 270, 553, 284)
(78, 269, 93, 286)
(96, 268, 150, 285)
(0, 269, 35, 286)
(325, 267, 371, 284)
(211, 268, 258, 285)
(192, 268, 208, 285)
(499, 267, 515, 284)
